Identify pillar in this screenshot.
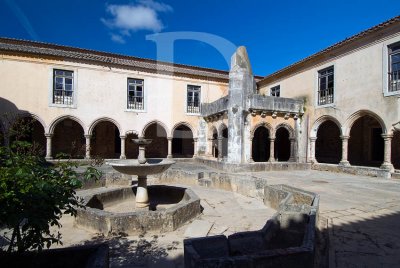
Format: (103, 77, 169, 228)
(309, 137, 317, 163)
(381, 134, 394, 171)
(339, 135, 350, 166)
(249, 137, 254, 162)
(289, 138, 296, 162)
(193, 138, 198, 157)
(207, 138, 213, 156)
(218, 137, 223, 161)
(84, 135, 91, 159)
(120, 135, 126, 159)
(45, 134, 53, 160)
(167, 137, 172, 159)
(269, 137, 275, 162)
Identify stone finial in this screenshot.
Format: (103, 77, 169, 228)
(230, 46, 253, 74)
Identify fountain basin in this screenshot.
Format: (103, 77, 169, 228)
(106, 159, 175, 176)
(75, 185, 201, 235)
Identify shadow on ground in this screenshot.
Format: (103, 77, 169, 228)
(83, 234, 183, 267)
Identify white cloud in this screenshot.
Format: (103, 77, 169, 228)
(102, 0, 173, 43)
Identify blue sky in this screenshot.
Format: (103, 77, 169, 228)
(0, 0, 399, 76)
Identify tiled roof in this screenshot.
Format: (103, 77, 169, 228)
(258, 15, 400, 86)
(0, 37, 231, 82)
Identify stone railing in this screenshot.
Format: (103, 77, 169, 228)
(201, 96, 229, 117)
(248, 94, 304, 115)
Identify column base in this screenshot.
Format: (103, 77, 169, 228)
(45, 156, 53, 160)
(167, 154, 172, 159)
(339, 160, 350, 166)
(288, 157, 296, 162)
(380, 162, 394, 172)
(120, 155, 126, 159)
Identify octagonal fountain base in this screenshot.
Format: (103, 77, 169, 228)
(75, 185, 201, 235)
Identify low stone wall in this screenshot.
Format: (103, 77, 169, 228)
(312, 163, 391, 178)
(76, 186, 201, 235)
(195, 157, 311, 173)
(184, 182, 320, 268)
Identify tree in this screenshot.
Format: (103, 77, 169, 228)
(0, 116, 101, 252)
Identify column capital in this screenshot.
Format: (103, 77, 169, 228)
(381, 133, 393, 140)
(193, 138, 198, 142)
(309, 137, 317, 142)
(84, 134, 91, 139)
(340, 135, 350, 140)
(289, 138, 296, 142)
(120, 135, 126, 139)
(167, 137, 173, 141)
(218, 137, 223, 141)
(45, 133, 53, 138)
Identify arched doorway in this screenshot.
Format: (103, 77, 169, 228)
(10, 116, 46, 156)
(125, 132, 139, 159)
(143, 123, 168, 158)
(172, 124, 194, 158)
(392, 131, 400, 170)
(221, 125, 228, 158)
(275, 127, 290, 161)
(348, 115, 384, 167)
(252, 126, 270, 162)
(91, 121, 120, 159)
(211, 127, 218, 158)
(53, 118, 85, 158)
(315, 120, 341, 164)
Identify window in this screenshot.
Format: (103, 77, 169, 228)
(318, 66, 334, 105)
(389, 43, 400, 92)
(187, 85, 201, 113)
(53, 69, 73, 105)
(127, 78, 144, 110)
(270, 85, 280, 97)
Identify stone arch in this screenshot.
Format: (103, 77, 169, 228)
(347, 111, 386, 167)
(49, 115, 86, 135)
(141, 120, 169, 138)
(172, 123, 194, 158)
(344, 110, 386, 136)
(252, 124, 271, 162)
(315, 120, 342, 164)
(251, 122, 274, 139)
(275, 123, 295, 139)
(208, 124, 218, 139)
(217, 122, 228, 137)
(310, 115, 342, 138)
(88, 117, 121, 159)
(274, 125, 291, 162)
(18, 112, 47, 131)
(171, 122, 196, 139)
(142, 121, 168, 158)
(51, 116, 85, 158)
(88, 117, 122, 136)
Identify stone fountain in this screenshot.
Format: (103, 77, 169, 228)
(75, 138, 201, 235)
(107, 138, 175, 209)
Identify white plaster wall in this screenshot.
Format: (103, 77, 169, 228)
(0, 55, 228, 140)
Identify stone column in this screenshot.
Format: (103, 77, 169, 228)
(45, 134, 53, 160)
(289, 138, 296, 162)
(339, 135, 350, 166)
(249, 137, 254, 162)
(193, 138, 198, 157)
(84, 135, 91, 159)
(381, 134, 394, 171)
(269, 138, 275, 162)
(207, 138, 213, 156)
(167, 137, 172, 159)
(120, 136, 126, 159)
(309, 137, 317, 163)
(218, 137, 223, 161)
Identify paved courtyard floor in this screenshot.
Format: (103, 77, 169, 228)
(54, 166, 400, 267)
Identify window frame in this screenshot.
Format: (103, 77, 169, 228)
(388, 42, 400, 93)
(270, 85, 280, 97)
(126, 78, 145, 111)
(317, 66, 335, 106)
(186, 84, 201, 115)
(48, 67, 77, 108)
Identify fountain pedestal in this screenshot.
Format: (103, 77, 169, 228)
(136, 175, 149, 208)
